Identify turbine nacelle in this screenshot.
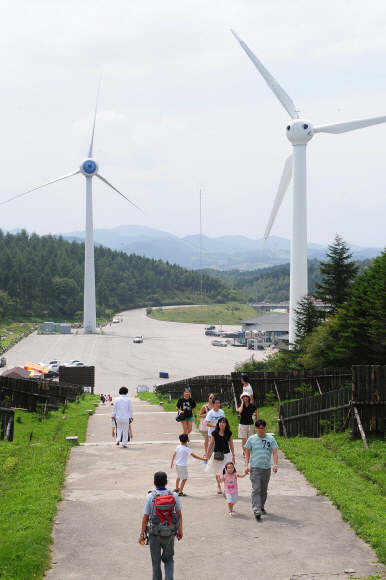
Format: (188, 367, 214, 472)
(286, 119, 314, 145)
(80, 158, 99, 177)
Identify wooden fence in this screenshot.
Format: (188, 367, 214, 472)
(278, 387, 351, 438)
(350, 365, 386, 436)
(231, 369, 351, 406)
(154, 369, 351, 406)
(59, 366, 95, 392)
(278, 366, 386, 439)
(0, 375, 84, 412)
(155, 376, 231, 402)
(0, 401, 15, 442)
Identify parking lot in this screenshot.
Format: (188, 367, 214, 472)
(1, 307, 267, 395)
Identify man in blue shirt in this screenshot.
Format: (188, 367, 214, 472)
(139, 471, 183, 580)
(244, 419, 278, 520)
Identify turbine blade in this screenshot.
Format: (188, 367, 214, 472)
(0, 170, 81, 206)
(314, 115, 386, 135)
(96, 174, 154, 222)
(88, 76, 101, 158)
(231, 29, 297, 120)
(261, 154, 293, 251)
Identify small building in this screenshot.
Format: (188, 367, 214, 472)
(239, 313, 289, 347)
(60, 324, 71, 335)
(43, 321, 55, 333)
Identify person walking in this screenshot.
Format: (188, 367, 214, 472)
(244, 419, 278, 520)
(170, 433, 206, 496)
(176, 388, 197, 435)
(205, 397, 225, 439)
(238, 393, 258, 455)
(111, 387, 134, 448)
(217, 462, 246, 516)
(205, 417, 235, 494)
(198, 393, 214, 456)
(240, 373, 254, 404)
(139, 471, 183, 580)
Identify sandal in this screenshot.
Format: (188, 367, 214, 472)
(178, 492, 188, 497)
(173, 489, 179, 493)
(217, 486, 222, 494)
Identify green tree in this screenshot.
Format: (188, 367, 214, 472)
(315, 234, 359, 314)
(294, 294, 324, 346)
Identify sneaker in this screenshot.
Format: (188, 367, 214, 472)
(254, 512, 261, 521)
(116, 440, 120, 446)
(261, 508, 267, 515)
(229, 511, 234, 516)
(122, 445, 127, 448)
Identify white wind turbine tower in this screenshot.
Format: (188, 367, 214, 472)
(231, 30, 386, 345)
(1, 87, 150, 333)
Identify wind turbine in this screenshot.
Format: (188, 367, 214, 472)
(1, 86, 150, 333)
(231, 29, 386, 344)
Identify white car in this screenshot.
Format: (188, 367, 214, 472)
(212, 340, 227, 347)
(113, 317, 120, 323)
(133, 335, 143, 343)
(38, 359, 60, 367)
(62, 360, 83, 367)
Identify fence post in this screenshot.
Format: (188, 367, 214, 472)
(350, 366, 357, 438)
(278, 404, 288, 438)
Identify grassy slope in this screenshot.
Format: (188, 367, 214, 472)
(138, 392, 386, 568)
(0, 394, 99, 580)
(147, 303, 258, 325)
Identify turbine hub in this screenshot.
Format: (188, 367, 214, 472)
(286, 119, 314, 145)
(80, 158, 99, 177)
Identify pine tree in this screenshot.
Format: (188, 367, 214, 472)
(314, 234, 359, 314)
(294, 294, 324, 346)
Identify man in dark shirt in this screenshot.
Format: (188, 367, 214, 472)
(238, 393, 258, 454)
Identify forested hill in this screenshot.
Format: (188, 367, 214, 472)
(205, 258, 373, 303)
(0, 229, 243, 320)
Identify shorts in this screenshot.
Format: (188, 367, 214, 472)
(176, 465, 188, 480)
(181, 416, 194, 421)
(225, 492, 238, 504)
(238, 423, 254, 439)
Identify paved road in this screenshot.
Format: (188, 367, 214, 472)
(46, 399, 384, 580)
(2, 308, 266, 395)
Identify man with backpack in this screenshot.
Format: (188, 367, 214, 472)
(138, 471, 183, 580)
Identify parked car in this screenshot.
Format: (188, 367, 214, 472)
(205, 325, 215, 330)
(205, 330, 220, 336)
(222, 332, 237, 339)
(43, 364, 60, 378)
(257, 345, 265, 350)
(38, 359, 60, 367)
(63, 360, 84, 367)
(212, 339, 227, 347)
(113, 317, 120, 323)
(133, 335, 143, 343)
(137, 384, 149, 393)
(0, 356, 6, 367)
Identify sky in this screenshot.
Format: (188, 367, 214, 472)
(1, 0, 386, 248)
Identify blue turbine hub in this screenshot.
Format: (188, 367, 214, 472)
(82, 159, 97, 175)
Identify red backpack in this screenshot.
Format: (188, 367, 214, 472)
(148, 491, 180, 537)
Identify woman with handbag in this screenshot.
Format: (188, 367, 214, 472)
(205, 417, 235, 494)
(176, 388, 197, 435)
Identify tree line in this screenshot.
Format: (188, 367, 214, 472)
(0, 229, 243, 320)
(239, 235, 386, 371)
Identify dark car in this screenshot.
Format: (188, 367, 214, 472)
(205, 330, 220, 336)
(205, 325, 215, 330)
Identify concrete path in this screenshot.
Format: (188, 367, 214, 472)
(46, 398, 384, 580)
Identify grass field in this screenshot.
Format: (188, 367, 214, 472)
(0, 394, 99, 580)
(146, 303, 259, 325)
(137, 391, 386, 569)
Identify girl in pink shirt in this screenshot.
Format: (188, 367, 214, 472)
(218, 462, 246, 516)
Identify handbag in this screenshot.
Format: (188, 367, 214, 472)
(175, 413, 185, 422)
(214, 451, 224, 461)
(213, 435, 226, 461)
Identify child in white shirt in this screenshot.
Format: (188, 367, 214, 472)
(170, 433, 206, 496)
